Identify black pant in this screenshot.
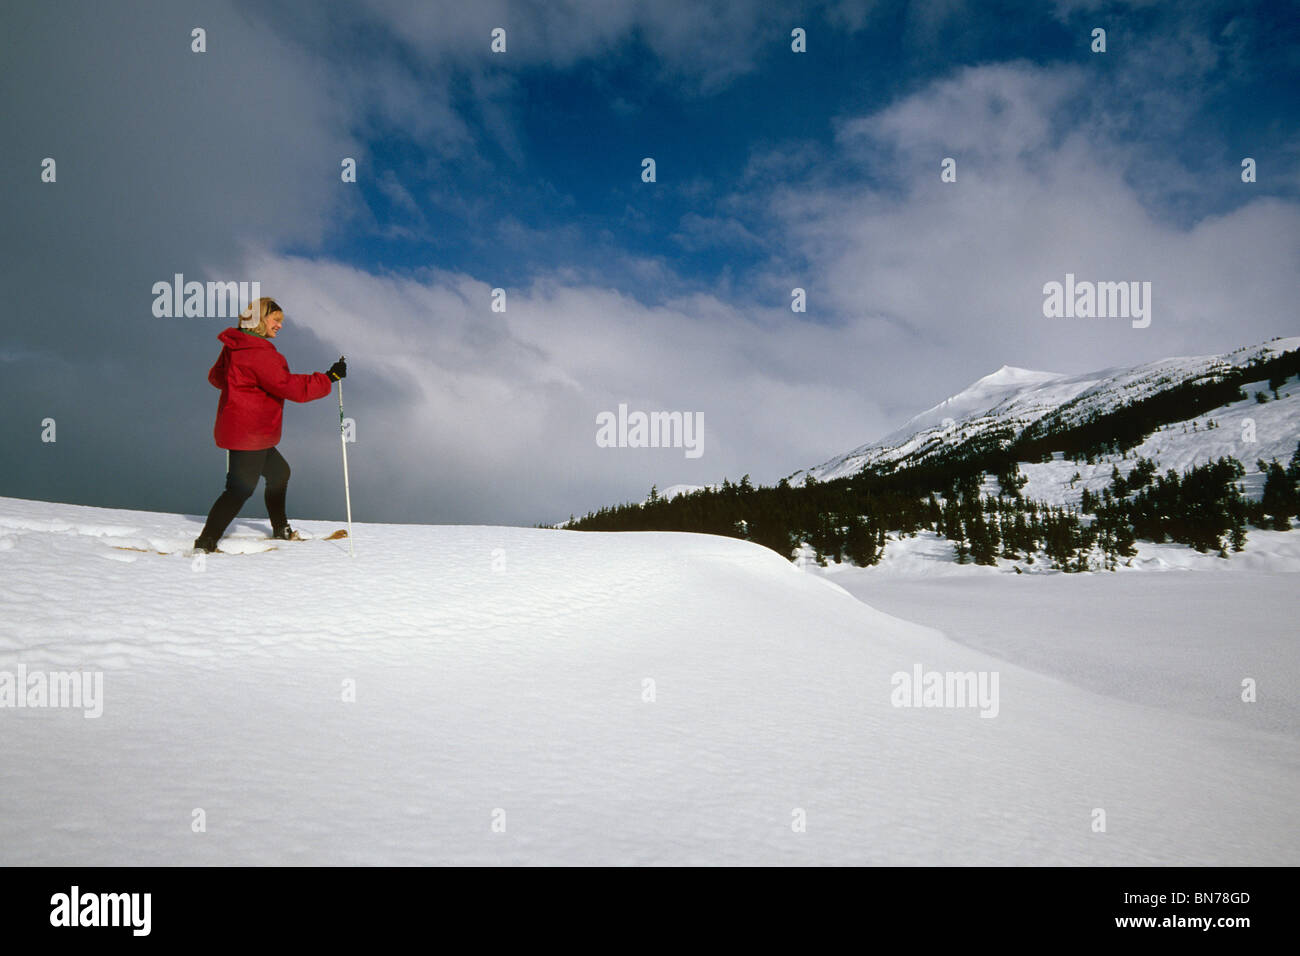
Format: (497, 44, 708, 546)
(198, 447, 291, 542)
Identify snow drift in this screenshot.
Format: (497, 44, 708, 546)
(0, 495, 1295, 865)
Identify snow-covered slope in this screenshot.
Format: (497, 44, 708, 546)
(657, 483, 712, 501)
(1, 495, 1296, 865)
(1013, 376, 1300, 509)
(815, 551, 1300, 737)
(876, 364, 1084, 449)
(795, 336, 1300, 482)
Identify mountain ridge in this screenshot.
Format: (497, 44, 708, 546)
(791, 336, 1300, 484)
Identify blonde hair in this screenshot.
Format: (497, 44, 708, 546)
(238, 297, 283, 336)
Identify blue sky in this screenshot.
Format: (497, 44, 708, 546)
(2, 0, 1298, 525)
(309, 0, 1298, 296)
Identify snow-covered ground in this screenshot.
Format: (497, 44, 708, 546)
(1, 495, 1296, 865)
(811, 530, 1300, 737)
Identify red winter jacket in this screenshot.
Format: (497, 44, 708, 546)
(207, 328, 332, 450)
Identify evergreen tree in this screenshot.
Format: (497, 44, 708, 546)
(926, 493, 942, 530)
(1258, 459, 1295, 530)
(968, 510, 997, 565)
(1113, 519, 1137, 559)
(844, 516, 879, 567)
(996, 461, 1028, 498)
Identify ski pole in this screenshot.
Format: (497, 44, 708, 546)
(336, 361, 355, 557)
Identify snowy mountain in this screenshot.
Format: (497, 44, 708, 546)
(657, 483, 713, 501)
(792, 336, 1300, 488)
(583, 335, 1299, 574)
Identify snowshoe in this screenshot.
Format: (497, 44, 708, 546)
(191, 536, 221, 555)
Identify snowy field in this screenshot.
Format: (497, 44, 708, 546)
(1, 495, 1297, 865)
(812, 531, 1300, 738)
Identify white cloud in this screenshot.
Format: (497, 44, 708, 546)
(836, 62, 1083, 165)
(237, 247, 895, 521)
(757, 60, 1300, 402)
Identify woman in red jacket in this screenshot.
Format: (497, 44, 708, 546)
(193, 297, 346, 553)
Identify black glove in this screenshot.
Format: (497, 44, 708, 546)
(326, 357, 347, 382)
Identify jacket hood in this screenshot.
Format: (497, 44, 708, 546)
(217, 327, 274, 350)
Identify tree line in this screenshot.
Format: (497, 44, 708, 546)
(563, 347, 1299, 570)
